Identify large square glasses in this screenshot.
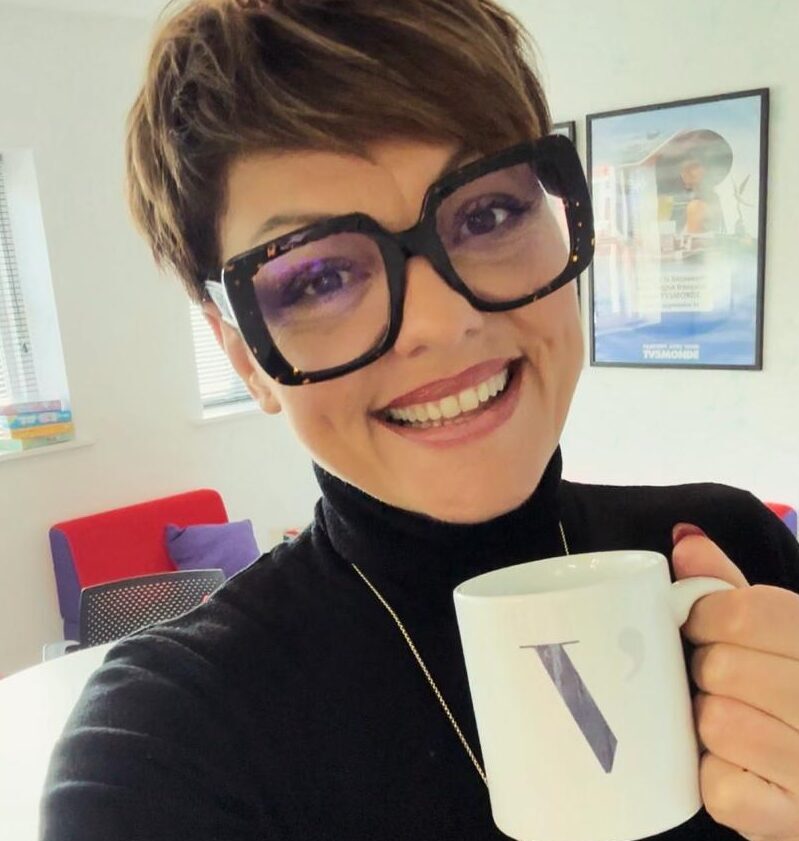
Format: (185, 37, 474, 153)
(204, 133, 594, 385)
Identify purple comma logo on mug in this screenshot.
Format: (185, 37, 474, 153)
(521, 628, 644, 773)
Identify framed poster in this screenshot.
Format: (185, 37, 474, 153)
(587, 89, 768, 369)
(552, 121, 580, 302)
(553, 120, 576, 144)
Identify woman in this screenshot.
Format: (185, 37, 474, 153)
(42, 1, 799, 839)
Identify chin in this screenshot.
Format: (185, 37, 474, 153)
(402, 478, 538, 524)
(392, 436, 556, 523)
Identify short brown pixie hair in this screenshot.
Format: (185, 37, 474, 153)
(126, 0, 552, 304)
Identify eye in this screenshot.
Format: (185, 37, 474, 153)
(254, 254, 378, 323)
(277, 259, 359, 308)
(462, 205, 511, 237)
(303, 268, 346, 298)
(449, 195, 532, 246)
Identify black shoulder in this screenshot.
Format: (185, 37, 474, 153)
(41, 533, 329, 840)
(40, 628, 267, 839)
(562, 478, 799, 592)
(41, 534, 338, 841)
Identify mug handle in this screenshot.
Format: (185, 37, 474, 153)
(669, 576, 736, 627)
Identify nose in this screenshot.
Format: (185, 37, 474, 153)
(391, 256, 484, 359)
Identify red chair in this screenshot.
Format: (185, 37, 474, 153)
(765, 502, 797, 537)
(49, 489, 228, 642)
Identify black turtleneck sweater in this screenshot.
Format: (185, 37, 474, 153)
(41, 448, 799, 840)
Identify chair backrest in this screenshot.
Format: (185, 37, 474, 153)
(50, 489, 228, 640)
(78, 569, 226, 648)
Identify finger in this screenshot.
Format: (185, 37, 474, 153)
(694, 692, 799, 794)
(681, 584, 799, 661)
(672, 529, 750, 589)
(699, 751, 799, 839)
(692, 643, 799, 732)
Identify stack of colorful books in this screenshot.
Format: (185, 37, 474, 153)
(0, 400, 75, 453)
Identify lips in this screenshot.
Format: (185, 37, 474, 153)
(380, 358, 517, 411)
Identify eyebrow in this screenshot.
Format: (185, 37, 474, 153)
(246, 213, 335, 247)
(244, 145, 473, 248)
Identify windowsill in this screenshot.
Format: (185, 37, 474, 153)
(0, 436, 94, 464)
(192, 401, 262, 425)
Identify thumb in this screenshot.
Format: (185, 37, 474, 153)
(671, 522, 750, 588)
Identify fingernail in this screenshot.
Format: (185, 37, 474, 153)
(672, 522, 707, 544)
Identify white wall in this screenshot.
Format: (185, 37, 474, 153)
(0, 3, 318, 675)
(500, 0, 799, 498)
(0, 0, 797, 674)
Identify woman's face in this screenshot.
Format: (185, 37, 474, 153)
(212, 138, 584, 523)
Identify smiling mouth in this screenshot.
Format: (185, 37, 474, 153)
(377, 359, 520, 429)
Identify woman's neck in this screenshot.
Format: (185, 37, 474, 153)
(313, 446, 566, 593)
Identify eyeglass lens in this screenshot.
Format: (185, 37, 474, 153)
(249, 160, 570, 373)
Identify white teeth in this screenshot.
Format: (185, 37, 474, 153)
(458, 387, 480, 412)
(385, 365, 512, 426)
(440, 395, 461, 419)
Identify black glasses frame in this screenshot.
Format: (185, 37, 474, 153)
(204, 133, 594, 386)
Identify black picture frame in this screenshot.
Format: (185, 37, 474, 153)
(553, 120, 576, 145)
(586, 88, 769, 370)
(552, 122, 580, 302)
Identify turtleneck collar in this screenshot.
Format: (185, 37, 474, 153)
(313, 446, 566, 593)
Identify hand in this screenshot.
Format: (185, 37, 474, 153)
(672, 522, 799, 841)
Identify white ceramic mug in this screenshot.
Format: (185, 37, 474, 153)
(453, 550, 734, 841)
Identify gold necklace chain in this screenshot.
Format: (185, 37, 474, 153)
(350, 519, 571, 786)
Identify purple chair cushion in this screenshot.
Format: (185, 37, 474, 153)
(164, 520, 259, 579)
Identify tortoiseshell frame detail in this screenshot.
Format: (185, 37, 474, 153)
(204, 133, 594, 386)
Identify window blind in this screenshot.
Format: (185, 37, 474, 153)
(0, 155, 38, 408)
(189, 304, 254, 410)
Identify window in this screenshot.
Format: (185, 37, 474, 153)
(0, 155, 38, 406)
(0, 150, 73, 457)
(189, 304, 254, 411)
